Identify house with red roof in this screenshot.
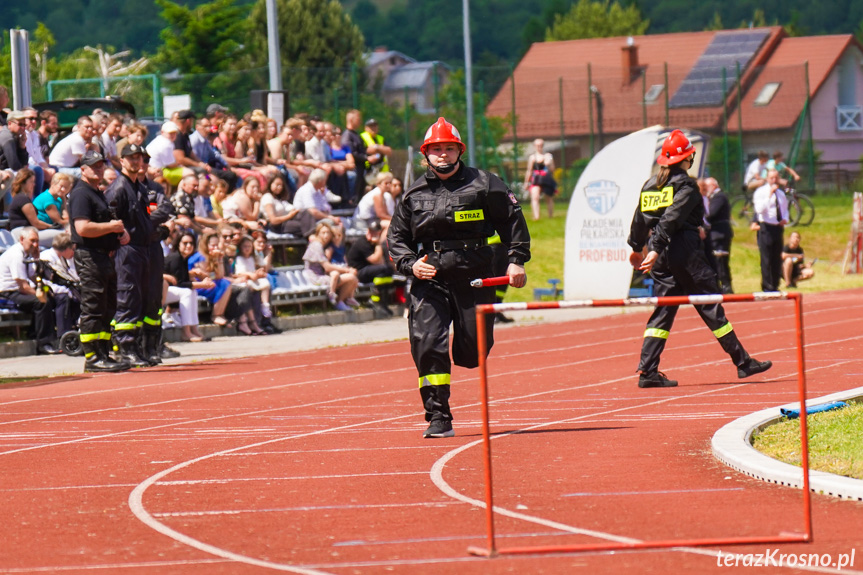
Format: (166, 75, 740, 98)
(486, 27, 863, 184)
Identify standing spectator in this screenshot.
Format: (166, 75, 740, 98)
(347, 219, 395, 315)
(753, 169, 789, 291)
(67, 151, 131, 372)
(0, 227, 60, 354)
(49, 116, 96, 177)
(782, 231, 815, 288)
(523, 138, 557, 221)
(744, 150, 769, 192)
(360, 118, 392, 184)
(37, 110, 59, 161)
(40, 232, 80, 340)
(21, 107, 53, 193)
(145, 121, 184, 189)
(260, 174, 317, 237)
(703, 177, 734, 294)
(105, 144, 155, 367)
(341, 109, 368, 205)
(303, 221, 359, 311)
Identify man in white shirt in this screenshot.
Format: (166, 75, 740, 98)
(0, 227, 60, 354)
(21, 107, 54, 191)
(292, 168, 340, 225)
(752, 169, 789, 291)
(743, 150, 769, 192)
(145, 121, 183, 187)
(48, 116, 95, 177)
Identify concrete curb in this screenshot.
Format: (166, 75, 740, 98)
(712, 386, 863, 502)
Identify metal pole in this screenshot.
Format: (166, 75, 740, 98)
(479, 80, 487, 170)
(433, 62, 440, 117)
(559, 77, 566, 196)
(587, 63, 594, 157)
(663, 62, 669, 126)
(153, 74, 162, 118)
(404, 86, 410, 150)
(804, 61, 815, 189)
(722, 67, 729, 186)
(265, 0, 283, 91)
(463, 0, 476, 167)
(510, 63, 517, 185)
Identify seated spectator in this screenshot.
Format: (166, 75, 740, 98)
(260, 174, 317, 237)
(234, 234, 273, 319)
(8, 169, 64, 248)
(782, 231, 815, 288)
(100, 114, 124, 170)
(1, 111, 32, 200)
(48, 115, 95, 177)
(302, 221, 358, 312)
(40, 232, 80, 338)
(194, 173, 223, 229)
(328, 223, 347, 265)
(189, 116, 238, 189)
(322, 122, 355, 203)
(0, 227, 59, 354)
(210, 177, 230, 219)
(234, 120, 276, 188)
(171, 174, 202, 231)
(163, 231, 208, 341)
(21, 107, 54, 192)
(191, 230, 232, 327)
(293, 168, 341, 226)
(347, 219, 395, 315)
(221, 177, 266, 231)
(36, 110, 59, 166)
(116, 121, 148, 158)
(33, 173, 73, 229)
(145, 121, 184, 189)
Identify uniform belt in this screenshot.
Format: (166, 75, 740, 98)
(423, 238, 488, 252)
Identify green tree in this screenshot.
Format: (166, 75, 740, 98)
(546, 0, 649, 41)
(154, 0, 258, 114)
(248, 0, 366, 102)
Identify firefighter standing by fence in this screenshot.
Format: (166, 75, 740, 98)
(68, 151, 131, 373)
(388, 117, 530, 438)
(627, 129, 772, 388)
(105, 144, 154, 367)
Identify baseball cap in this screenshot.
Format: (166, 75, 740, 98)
(176, 109, 195, 121)
(121, 143, 144, 157)
(365, 118, 378, 126)
(6, 110, 28, 122)
(80, 150, 106, 167)
(206, 103, 228, 115)
(367, 219, 383, 233)
(162, 121, 180, 133)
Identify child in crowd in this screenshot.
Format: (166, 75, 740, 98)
(234, 235, 273, 318)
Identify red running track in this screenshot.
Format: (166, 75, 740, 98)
(0, 289, 862, 574)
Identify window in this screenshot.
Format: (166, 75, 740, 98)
(754, 82, 781, 106)
(643, 84, 664, 104)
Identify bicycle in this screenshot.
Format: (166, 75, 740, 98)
(729, 186, 814, 227)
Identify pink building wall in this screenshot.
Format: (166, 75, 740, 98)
(811, 47, 863, 166)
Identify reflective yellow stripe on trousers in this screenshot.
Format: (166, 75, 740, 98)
(712, 322, 733, 339)
(418, 374, 451, 388)
(643, 327, 670, 339)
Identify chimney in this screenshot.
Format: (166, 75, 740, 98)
(621, 37, 639, 84)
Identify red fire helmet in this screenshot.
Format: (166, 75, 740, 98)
(657, 129, 695, 166)
(420, 117, 465, 155)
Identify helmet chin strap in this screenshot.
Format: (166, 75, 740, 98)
(426, 153, 461, 175)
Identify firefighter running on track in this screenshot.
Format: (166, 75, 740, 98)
(627, 129, 772, 388)
(388, 117, 531, 438)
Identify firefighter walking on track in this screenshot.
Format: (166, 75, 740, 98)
(388, 117, 531, 438)
(627, 129, 772, 388)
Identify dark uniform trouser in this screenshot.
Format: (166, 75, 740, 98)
(757, 223, 784, 291)
(638, 232, 750, 375)
(357, 264, 394, 306)
(409, 275, 495, 423)
(113, 244, 149, 346)
(142, 242, 165, 349)
(75, 248, 117, 353)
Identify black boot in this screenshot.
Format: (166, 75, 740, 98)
(142, 329, 162, 365)
(159, 330, 181, 359)
(738, 358, 773, 379)
(638, 371, 678, 388)
(419, 384, 454, 438)
(83, 341, 130, 373)
(118, 340, 152, 368)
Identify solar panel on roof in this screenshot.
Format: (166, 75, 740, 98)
(669, 29, 770, 108)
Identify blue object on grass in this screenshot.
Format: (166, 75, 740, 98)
(780, 401, 848, 419)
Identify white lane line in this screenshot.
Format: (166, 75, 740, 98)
(0, 558, 232, 572)
(332, 529, 571, 547)
(561, 488, 745, 497)
(158, 471, 428, 486)
(154, 501, 461, 518)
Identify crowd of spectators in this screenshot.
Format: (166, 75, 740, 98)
(0, 92, 401, 355)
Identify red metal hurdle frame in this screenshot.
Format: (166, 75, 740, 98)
(468, 291, 812, 558)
